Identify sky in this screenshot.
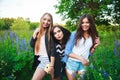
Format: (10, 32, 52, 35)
(0, 0, 65, 24)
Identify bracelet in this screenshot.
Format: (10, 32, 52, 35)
(50, 66, 54, 67)
(93, 47, 96, 49)
(50, 64, 54, 67)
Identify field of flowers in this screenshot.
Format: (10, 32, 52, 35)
(0, 30, 120, 80)
(84, 31, 120, 80)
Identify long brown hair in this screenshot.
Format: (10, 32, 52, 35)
(75, 14, 98, 47)
(35, 13, 53, 54)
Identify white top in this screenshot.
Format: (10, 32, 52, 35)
(69, 36, 93, 62)
(37, 35, 48, 57)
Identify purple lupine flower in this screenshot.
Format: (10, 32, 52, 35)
(114, 36, 120, 57)
(7, 75, 13, 80)
(113, 48, 117, 55)
(9, 31, 16, 47)
(117, 40, 120, 47)
(9, 31, 13, 40)
(23, 38, 27, 51)
(3, 34, 7, 40)
(12, 40, 14, 47)
(103, 70, 109, 78)
(15, 36, 19, 44)
(89, 63, 94, 69)
(19, 39, 23, 51)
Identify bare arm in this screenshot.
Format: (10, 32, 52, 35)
(30, 28, 39, 48)
(68, 53, 89, 66)
(50, 56, 55, 67)
(32, 28, 40, 39)
(48, 56, 55, 74)
(90, 37, 100, 53)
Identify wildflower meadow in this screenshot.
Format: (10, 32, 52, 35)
(0, 27, 120, 80)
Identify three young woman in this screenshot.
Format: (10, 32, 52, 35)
(30, 13, 100, 80)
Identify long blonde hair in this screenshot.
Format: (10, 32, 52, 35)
(35, 13, 53, 54)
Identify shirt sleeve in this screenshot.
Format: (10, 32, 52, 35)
(64, 31, 76, 56)
(61, 31, 76, 63)
(50, 36, 56, 57)
(30, 37, 37, 48)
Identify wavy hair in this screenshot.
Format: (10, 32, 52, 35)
(35, 13, 53, 54)
(75, 14, 98, 47)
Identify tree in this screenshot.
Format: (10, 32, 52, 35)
(111, 0, 120, 24)
(0, 18, 14, 30)
(10, 17, 30, 30)
(0, 19, 5, 30)
(55, 0, 116, 26)
(29, 22, 39, 30)
(4, 18, 15, 29)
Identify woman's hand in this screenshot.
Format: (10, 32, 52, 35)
(69, 53, 89, 66)
(47, 65, 54, 74)
(33, 28, 40, 39)
(80, 57, 89, 66)
(90, 37, 100, 53)
(94, 37, 100, 48)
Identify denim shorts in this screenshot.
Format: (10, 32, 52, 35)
(37, 56, 49, 69)
(66, 58, 86, 72)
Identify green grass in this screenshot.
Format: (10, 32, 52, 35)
(0, 30, 120, 80)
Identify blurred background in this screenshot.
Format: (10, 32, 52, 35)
(0, 0, 120, 80)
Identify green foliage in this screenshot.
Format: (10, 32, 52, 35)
(13, 52, 33, 80)
(64, 20, 77, 31)
(29, 22, 39, 30)
(0, 30, 33, 80)
(0, 17, 40, 30)
(12, 30, 33, 41)
(0, 18, 14, 30)
(10, 17, 30, 30)
(111, 0, 120, 24)
(84, 31, 120, 80)
(0, 19, 5, 30)
(97, 25, 120, 32)
(0, 28, 120, 80)
(55, 0, 119, 25)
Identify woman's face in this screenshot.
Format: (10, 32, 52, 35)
(41, 14, 51, 28)
(81, 17, 90, 32)
(53, 27, 64, 41)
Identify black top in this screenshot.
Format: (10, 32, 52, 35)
(30, 29, 62, 78)
(30, 30, 55, 60)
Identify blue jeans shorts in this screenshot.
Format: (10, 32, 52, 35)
(66, 59, 86, 77)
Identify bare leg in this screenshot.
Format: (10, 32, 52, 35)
(50, 71, 60, 80)
(66, 69, 76, 80)
(78, 71, 86, 80)
(32, 67, 46, 80)
(53, 77, 60, 80)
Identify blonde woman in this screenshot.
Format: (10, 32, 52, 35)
(30, 12, 55, 80)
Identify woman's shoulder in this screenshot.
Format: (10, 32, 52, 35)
(72, 31, 76, 34)
(71, 31, 76, 37)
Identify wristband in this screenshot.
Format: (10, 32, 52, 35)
(50, 64, 54, 67)
(50, 66, 54, 67)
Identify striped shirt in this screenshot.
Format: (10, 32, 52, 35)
(56, 43, 65, 59)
